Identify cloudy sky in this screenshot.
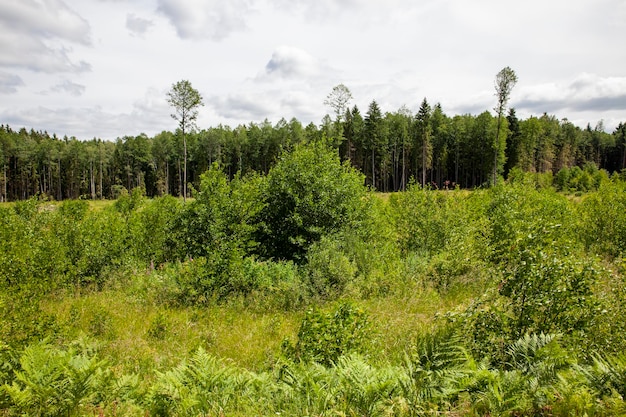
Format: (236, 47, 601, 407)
(1, 0, 625, 140)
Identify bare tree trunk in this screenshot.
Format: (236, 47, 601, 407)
(494, 114, 502, 186)
(401, 145, 406, 191)
(371, 148, 375, 189)
(2, 164, 6, 202)
(422, 136, 426, 187)
(183, 130, 187, 203)
(99, 159, 103, 199)
(90, 160, 96, 200)
(165, 162, 169, 195)
(58, 157, 62, 200)
(178, 158, 182, 197)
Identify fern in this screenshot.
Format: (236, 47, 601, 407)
(275, 358, 337, 415)
(146, 347, 254, 417)
(334, 354, 404, 416)
(467, 333, 573, 416)
(579, 352, 626, 399)
(3, 340, 108, 417)
(400, 327, 469, 414)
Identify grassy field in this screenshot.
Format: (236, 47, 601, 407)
(2, 172, 626, 415)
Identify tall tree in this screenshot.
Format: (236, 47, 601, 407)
(364, 101, 385, 189)
(493, 66, 518, 185)
(167, 80, 203, 202)
(503, 108, 521, 177)
(324, 84, 353, 122)
(324, 84, 353, 150)
(415, 98, 432, 187)
(615, 122, 626, 171)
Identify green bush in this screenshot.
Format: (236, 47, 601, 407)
(486, 183, 577, 266)
(283, 302, 370, 367)
(305, 235, 358, 299)
(132, 195, 182, 265)
(256, 141, 367, 262)
(578, 180, 626, 257)
(241, 258, 307, 310)
(168, 164, 263, 261)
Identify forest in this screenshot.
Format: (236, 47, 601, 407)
(1, 134, 626, 415)
(1, 100, 626, 202)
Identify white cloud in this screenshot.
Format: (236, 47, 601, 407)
(0, 72, 24, 94)
(157, 0, 253, 40)
(126, 14, 154, 36)
(211, 93, 278, 121)
(2, 0, 625, 139)
(3, 87, 172, 139)
(49, 79, 86, 96)
(516, 73, 626, 114)
(260, 46, 321, 81)
(0, 0, 91, 73)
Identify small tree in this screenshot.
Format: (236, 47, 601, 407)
(256, 141, 366, 262)
(166, 80, 203, 202)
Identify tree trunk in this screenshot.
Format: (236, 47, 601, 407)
(422, 135, 426, 187)
(99, 159, 103, 199)
(165, 162, 169, 195)
(372, 147, 376, 188)
(90, 160, 96, 200)
(58, 157, 62, 200)
(2, 164, 6, 202)
(401, 144, 406, 191)
(183, 129, 187, 203)
(494, 113, 502, 186)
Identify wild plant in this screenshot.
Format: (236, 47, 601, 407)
(2, 340, 109, 417)
(400, 326, 469, 414)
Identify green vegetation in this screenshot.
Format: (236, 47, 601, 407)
(1, 107, 626, 202)
(1, 139, 626, 415)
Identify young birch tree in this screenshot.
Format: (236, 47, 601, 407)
(493, 67, 518, 185)
(167, 80, 203, 202)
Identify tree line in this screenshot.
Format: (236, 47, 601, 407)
(1, 106, 625, 201)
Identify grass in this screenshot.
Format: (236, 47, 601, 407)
(39, 258, 492, 380)
(44, 286, 303, 374)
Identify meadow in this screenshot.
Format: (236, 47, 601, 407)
(1, 141, 626, 416)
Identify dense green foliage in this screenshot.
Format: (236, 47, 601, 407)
(1, 138, 626, 415)
(1, 113, 625, 201)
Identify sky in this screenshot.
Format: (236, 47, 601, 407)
(1, 0, 625, 141)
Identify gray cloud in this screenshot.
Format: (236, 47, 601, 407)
(0, 72, 24, 94)
(2, 88, 172, 140)
(0, 0, 91, 73)
(157, 0, 252, 40)
(263, 46, 318, 80)
(126, 14, 153, 36)
(515, 74, 626, 114)
(0, 32, 91, 73)
(50, 79, 86, 96)
(211, 93, 277, 121)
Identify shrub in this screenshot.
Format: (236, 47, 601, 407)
(283, 302, 370, 367)
(578, 180, 626, 257)
(256, 141, 367, 262)
(305, 235, 358, 299)
(167, 164, 263, 261)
